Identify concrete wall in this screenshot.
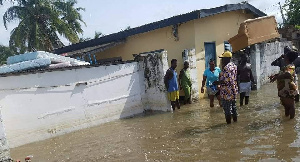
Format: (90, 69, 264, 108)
(139, 50, 171, 111)
(194, 10, 255, 98)
(250, 41, 292, 89)
(95, 20, 195, 72)
(0, 51, 170, 148)
(0, 109, 10, 161)
(94, 11, 256, 99)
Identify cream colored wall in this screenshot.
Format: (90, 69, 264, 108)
(96, 10, 256, 99)
(194, 10, 255, 98)
(95, 21, 195, 71)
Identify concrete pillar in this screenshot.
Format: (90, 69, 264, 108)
(138, 50, 171, 112)
(250, 44, 261, 89)
(0, 108, 11, 161)
(182, 49, 199, 101)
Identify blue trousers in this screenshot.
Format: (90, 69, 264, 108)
(222, 99, 238, 117)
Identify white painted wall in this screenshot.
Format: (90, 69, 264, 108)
(250, 41, 291, 88)
(0, 109, 10, 161)
(0, 51, 170, 148)
(140, 51, 171, 111)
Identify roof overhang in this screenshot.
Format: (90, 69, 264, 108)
(228, 16, 280, 52)
(54, 3, 266, 55)
(60, 40, 125, 57)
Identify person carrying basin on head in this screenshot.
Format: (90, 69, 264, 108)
(214, 51, 238, 124)
(237, 54, 256, 106)
(179, 61, 192, 105)
(201, 59, 222, 107)
(164, 59, 180, 111)
(270, 50, 299, 119)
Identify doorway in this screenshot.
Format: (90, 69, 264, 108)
(204, 42, 216, 69)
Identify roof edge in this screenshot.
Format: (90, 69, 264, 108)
(54, 3, 266, 54)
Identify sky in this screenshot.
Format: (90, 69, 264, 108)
(0, 0, 286, 46)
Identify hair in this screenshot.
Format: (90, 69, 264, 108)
(286, 51, 299, 63)
(241, 54, 248, 62)
(171, 59, 177, 64)
(209, 59, 215, 63)
(284, 46, 292, 55)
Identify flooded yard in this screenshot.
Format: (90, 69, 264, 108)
(10, 83, 300, 161)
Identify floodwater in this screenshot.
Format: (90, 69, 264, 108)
(10, 83, 300, 161)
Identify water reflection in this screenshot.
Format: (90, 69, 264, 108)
(10, 83, 300, 161)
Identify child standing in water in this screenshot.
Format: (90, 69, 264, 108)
(270, 51, 299, 119)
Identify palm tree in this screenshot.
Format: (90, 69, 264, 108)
(79, 31, 104, 42)
(3, 0, 85, 52)
(0, 45, 16, 65)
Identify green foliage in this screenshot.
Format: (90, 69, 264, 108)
(285, 0, 300, 27)
(3, 0, 85, 52)
(0, 45, 16, 65)
(79, 31, 104, 42)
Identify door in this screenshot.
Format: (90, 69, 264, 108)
(204, 42, 216, 69)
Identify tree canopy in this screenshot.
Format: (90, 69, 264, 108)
(0, 45, 16, 65)
(285, 0, 300, 28)
(3, 0, 85, 52)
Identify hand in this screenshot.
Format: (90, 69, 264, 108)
(269, 74, 278, 83)
(201, 87, 204, 93)
(270, 77, 277, 83)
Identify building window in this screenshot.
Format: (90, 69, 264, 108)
(224, 41, 232, 52)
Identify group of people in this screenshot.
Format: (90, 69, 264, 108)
(164, 46, 300, 124)
(164, 50, 256, 124)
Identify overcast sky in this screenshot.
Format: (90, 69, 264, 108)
(0, 0, 285, 46)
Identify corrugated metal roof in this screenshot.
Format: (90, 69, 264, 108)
(54, 3, 266, 55)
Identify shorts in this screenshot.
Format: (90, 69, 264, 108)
(207, 86, 220, 96)
(239, 82, 251, 96)
(168, 91, 179, 102)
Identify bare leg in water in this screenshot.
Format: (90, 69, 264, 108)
(176, 100, 180, 109)
(217, 95, 222, 107)
(209, 95, 215, 107)
(281, 97, 295, 119)
(171, 102, 176, 111)
(240, 92, 246, 106)
(245, 96, 250, 105)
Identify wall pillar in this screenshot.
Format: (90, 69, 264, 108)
(138, 50, 171, 112)
(250, 44, 261, 89)
(0, 108, 11, 162)
(182, 48, 199, 101)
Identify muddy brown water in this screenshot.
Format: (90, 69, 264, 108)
(10, 83, 300, 161)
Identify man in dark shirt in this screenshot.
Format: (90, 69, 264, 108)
(237, 55, 256, 106)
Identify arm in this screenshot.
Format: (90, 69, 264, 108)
(237, 66, 240, 85)
(270, 72, 292, 83)
(164, 70, 172, 90)
(179, 70, 183, 89)
(250, 69, 255, 83)
(201, 76, 207, 93)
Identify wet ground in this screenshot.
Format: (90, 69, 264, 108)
(10, 83, 300, 161)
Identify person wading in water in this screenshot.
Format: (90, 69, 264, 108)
(270, 51, 299, 119)
(201, 59, 222, 107)
(164, 59, 180, 111)
(237, 54, 256, 106)
(214, 51, 238, 124)
(179, 61, 192, 105)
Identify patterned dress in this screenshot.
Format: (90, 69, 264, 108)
(220, 62, 238, 101)
(277, 64, 298, 99)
